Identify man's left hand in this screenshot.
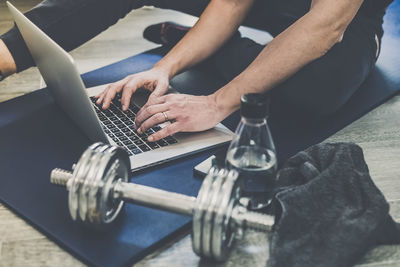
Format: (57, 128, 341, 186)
(134, 94, 222, 142)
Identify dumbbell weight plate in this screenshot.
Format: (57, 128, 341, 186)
(192, 167, 219, 257)
(78, 144, 110, 221)
(68, 143, 102, 221)
(86, 144, 119, 224)
(201, 168, 228, 258)
(99, 149, 130, 225)
(211, 170, 239, 261)
(87, 144, 130, 226)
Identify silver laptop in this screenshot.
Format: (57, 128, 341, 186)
(7, 2, 233, 171)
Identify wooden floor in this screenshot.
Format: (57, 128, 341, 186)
(0, 1, 399, 266)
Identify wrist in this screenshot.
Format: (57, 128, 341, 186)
(210, 87, 240, 120)
(153, 59, 178, 79)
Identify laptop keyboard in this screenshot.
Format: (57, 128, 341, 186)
(89, 97, 177, 156)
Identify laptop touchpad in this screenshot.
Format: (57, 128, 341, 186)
(131, 87, 150, 108)
(131, 87, 178, 108)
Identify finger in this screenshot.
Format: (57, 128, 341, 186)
(141, 94, 167, 112)
(135, 102, 169, 128)
(137, 111, 170, 134)
(102, 81, 126, 109)
(135, 95, 167, 126)
(95, 87, 107, 99)
(120, 78, 143, 111)
(147, 122, 180, 142)
(148, 81, 168, 104)
(96, 93, 105, 105)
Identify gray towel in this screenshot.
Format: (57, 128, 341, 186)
(267, 142, 400, 267)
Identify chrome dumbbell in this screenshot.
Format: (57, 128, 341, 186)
(51, 143, 274, 261)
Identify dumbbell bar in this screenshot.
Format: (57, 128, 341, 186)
(50, 143, 274, 261)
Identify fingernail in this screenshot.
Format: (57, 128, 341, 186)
(148, 136, 154, 142)
(137, 128, 142, 134)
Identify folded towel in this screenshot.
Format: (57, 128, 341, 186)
(267, 142, 400, 267)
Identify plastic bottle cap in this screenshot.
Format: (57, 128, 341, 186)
(240, 93, 270, 119)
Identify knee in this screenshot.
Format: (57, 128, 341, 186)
(211, 36, 264, 82)
(272, 52, 372, 122)
(272, 20, 377, 123)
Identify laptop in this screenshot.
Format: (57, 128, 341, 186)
(7, 2, 233, 171)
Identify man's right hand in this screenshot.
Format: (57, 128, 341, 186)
(95, 67, 170, 111)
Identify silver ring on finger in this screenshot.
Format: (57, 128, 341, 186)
(162, 111, 169, 122)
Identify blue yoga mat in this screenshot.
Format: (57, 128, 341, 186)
(0, 4, 399, 266)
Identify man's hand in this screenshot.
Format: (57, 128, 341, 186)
(134, 94, 223, 142)
(95, 67, 170, 111)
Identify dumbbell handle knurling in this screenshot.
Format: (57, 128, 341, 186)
(51, 168, 274, 232)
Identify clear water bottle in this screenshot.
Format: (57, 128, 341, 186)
(226, 93, 277, 210)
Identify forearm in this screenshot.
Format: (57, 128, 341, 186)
(0, 39, 16, 77)
(213, 0, 364, 117)
(154, 0, 254, 78)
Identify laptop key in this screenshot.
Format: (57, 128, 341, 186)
(165, 136, 178, 144)
(152, 125, 161, 132)
(138, 132, 148, 139)
(146, 142, 160, 149)
(139, 145, 151, 152)
(115, 132, 124, 137)
(145, 129, 154, 135)
(129, 136, 139, 142)
(127, 144, 137, 150)
(119, 136, 128, 141)
(131, 106, 140, 114)
(134, 140, 144, 145)
(123, 140, 133, 146)
(126, 113, 136, 120)
(113, 110, 123, 116)
(103, 110, 113, 116)
(157, 140, 169, 147)
(131, 148, 142, 154)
